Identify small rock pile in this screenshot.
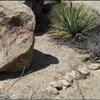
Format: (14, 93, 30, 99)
(46, 62, 100, 95)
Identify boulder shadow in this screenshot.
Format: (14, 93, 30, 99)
(26, 49, 59, 74)
(0, 49, 59, 80)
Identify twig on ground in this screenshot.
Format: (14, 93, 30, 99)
(6, 67, 26, 92)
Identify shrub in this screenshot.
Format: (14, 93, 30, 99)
(51, 2, 96, 41)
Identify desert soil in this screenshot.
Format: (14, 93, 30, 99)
(0, 32, 100, 99)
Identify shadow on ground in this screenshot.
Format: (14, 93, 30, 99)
(30, 49, 59, 72)
(0, 49, 59, 80)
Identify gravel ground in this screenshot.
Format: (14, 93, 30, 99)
(0, 33, 100, 99)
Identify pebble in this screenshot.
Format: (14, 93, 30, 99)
(50, 81, 62, 90)
(78, 65, 90, 75)
(88, 63, 100, 70)
(63, 74, 73, 83)
(62, 86, 67, 90)
(46, 86, 59, 95)
(58, 79, 71, 89)
(68, 70, 78, 80)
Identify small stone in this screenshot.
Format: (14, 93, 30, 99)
(46, 86, 59, 95)
(81, 54, 90, 62)
(0, 83, 5, 90)
(68, 70, 85, 80)
(50, 81, 62, 90)
(58, 79, 71, 88)
(63, 74, 73, 83)
(88, 63, 100, 70)
(62, 86, 67, 90)
(78, 65, 90, 75)
(68, 70, 78, 80)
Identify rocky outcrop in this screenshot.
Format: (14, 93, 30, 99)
(0, 1, 35, 72)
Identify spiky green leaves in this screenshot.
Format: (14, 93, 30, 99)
(51, 2, 96, 41)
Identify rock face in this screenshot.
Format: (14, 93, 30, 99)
(0, 1, 35, 72)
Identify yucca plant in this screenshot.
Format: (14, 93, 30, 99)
(51, 2, 96, 41)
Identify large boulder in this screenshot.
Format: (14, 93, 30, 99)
(0, 1, 35, 72)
